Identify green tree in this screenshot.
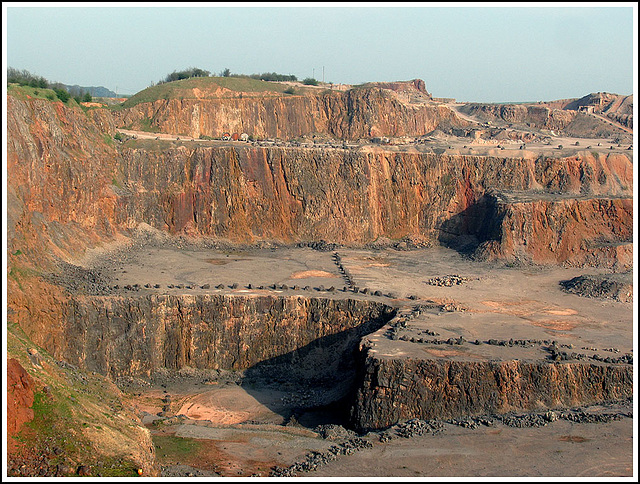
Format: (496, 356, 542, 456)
(160, 67, 211, 84)
(302, 77, 319, 86)
(222, 68, 231, 77)
(83, 92, 92, 102)
(7, 67, 49, 88)
(53, 87, 70, 103)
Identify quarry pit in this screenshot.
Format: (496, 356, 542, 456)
(49, 241, 633, 476)
(6, 79, 634, 477)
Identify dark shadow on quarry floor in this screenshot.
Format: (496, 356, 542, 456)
(437, 194, 501, 255)
(239, 304, 396, 430)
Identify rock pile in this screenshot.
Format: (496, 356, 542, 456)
(425, 274, 470, 286)
(269, 438, 373, 476)
(560, 274, 632, 303)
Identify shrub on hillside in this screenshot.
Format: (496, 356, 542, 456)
(53, 87, 70, 103)
(7, 67, 49, 88)
(250, 72, 298, 82)
(159, 67, 211, 84)
(302, 78, 319, 86)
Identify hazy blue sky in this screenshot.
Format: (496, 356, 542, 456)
(4, 3, 636, 102)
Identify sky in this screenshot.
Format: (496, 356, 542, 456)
(3, 2, 637, 102)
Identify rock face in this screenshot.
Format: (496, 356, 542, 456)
(116, 145, 633, 254)
(112, 87, 460, 140)
(472, 192, 633, 269)
(460, 93, 633, 137)
(6, 95, 120, 269)
(564, 92, 633, 129)
(460, 103, 577, 131)
(365, 79, 431, 96)
(5, 86, 635, 452)
(7, 359, 36, 444)
(350, 351, 633, 431)
(56, 294, 393, 378)
(7, 92, 633, 273)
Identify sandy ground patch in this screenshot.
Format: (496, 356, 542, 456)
(176, 386, 286, 425)
(422, 348, 484, 359)
(528, 320, 580, 332)
(290, 270, 338, 279)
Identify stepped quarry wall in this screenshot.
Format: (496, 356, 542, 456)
(460, 103, 577, 131)
(56, 295, 393, 379)
(6, 91, 635, 439)
(475, 194, 633, 270)
(7, 94, 633, 272)
(350, 348, 633, 431)
(115, 144, 632, 266)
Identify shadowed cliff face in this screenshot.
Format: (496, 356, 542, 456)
(112, 88, 465, 140)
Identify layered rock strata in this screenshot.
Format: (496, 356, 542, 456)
(473, 192, 633, 269)
(57, 294, 393, 378)
(350, 347, 633, 431)
(8, 95, 632, 269)
(112, 87, 464, 140)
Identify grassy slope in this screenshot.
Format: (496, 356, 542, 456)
(119, 76, 321, 109)
(7, 318, 156, 477)
(8, 83, 82, 105)
(114, 77, 342, 109)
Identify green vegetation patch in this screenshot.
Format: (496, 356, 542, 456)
(120, 76, 312, 108)
(139, 117, 159, 133)
(8, 264, 40, 291)
(8, 84, 61, 102)
(102, 133, 114, 146)
(7, 323, 150, 477)
(152, 434, 202, 462)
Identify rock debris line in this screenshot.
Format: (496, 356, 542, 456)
(332, 252, 355, 289)
(106, 250, 410, 301)
(45, 260, 112, 295)
(390, 332, 632, 365)
(269, 399, 632, 477)
(269, 438, 374, 476)
(383, 304, 631, 365)
(297, 239, 340, 252)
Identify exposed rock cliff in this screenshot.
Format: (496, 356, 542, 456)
(116, 144, 632, 266)
(7, 358, 35, 444)
(7, 85, 633, 476)
(6, 96, 120, 270)
(460, 100, 632, 138)
(56, 295, 393, 378)
(112, 87, 463, 140)
(350, 350, 633, 431)
(7, 94, 632, 274)
(472, 192, 633, 269)
(564, 92, 633, 129)
(460, 103, 577, 131)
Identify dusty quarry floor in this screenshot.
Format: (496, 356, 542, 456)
(88, 243, 634, 477)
